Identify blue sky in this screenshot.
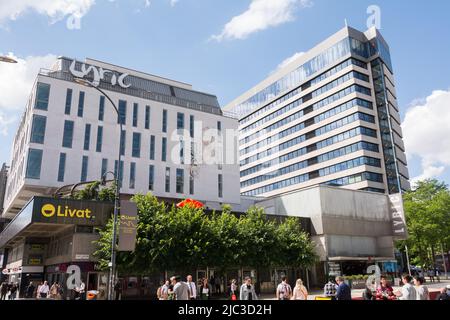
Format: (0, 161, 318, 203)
(0, 0, 449, 186)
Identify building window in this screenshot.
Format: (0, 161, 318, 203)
(26, 149, 43, 179)
(84, 124, 91, 151)
(120, 130, 126, 156)
(145, 105, 151, 129)
(190, 115, 194, 138)
(148, 165, 154, 191)
(133, 103, 138, 127)
(98, 96, 105, 121)
(62, 120, 74, 148)
(179, 140, 184, 164)
(30, 114, 47, 144)
(165, 167, 170, 193)
(177, 112, 184, 131)
(162, 109, 168, 133)
(114, 160, 124, 187)
(132, 132, 141, 158)
(218, 174, 223, 198)
(81, 156, 89, 182)
(101, 158, 108, 178)
(77, 91, 85, 117)
(162, 137, 167, 162)
(149, 135, 155, 160)
(176, 169, 184, 194)
(118, 100, 127, 125)
(65, 89, 72, 115)
(96, 126, 103, 152)
(130, 162, 136, 189)
(57, 153, 66, 182)
(189, 175, 194, 195)
(217, 121, 222, 133)
(35, 82, 50, 110)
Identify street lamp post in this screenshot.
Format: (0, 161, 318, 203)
(75, 78, 123, 300)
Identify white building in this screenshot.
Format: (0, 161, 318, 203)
(224, 27, 410, 198)
(3, 57, 240, 219)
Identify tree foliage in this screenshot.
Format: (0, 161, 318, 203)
(398, 179, 450, 268)
(93, 193, 318, 275)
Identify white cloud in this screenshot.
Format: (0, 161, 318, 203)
(211, 0, 313, 42)
(272, 51, 305, 74)
(402, 89, 450, 185)
(169, 0, 179, 7)
(0, 53, 57, 135)
(0, 0, 95, 25)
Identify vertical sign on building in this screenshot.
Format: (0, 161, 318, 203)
(118, 201, 138, 252)
(389, 194, 408, 239)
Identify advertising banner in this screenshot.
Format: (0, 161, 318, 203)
(389, 193, 408, 240)
(118, 201, 138, 252)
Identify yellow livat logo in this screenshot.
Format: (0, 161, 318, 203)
(41, 203, 92, 219)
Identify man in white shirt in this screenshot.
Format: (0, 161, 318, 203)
(38, 281, 50, 299)
(276, 276, 292, 300)
(395, 275, 417, 300)
(186, 275, 197, 300)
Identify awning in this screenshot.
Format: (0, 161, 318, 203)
(328, 256, 396, 262)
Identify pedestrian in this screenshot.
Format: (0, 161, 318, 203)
(435, 285, 450, 301)
(186, 275, 197, 300)
(157, 280, 169, 300)
(75, 280, 86, 300)
(38, 281, 50, 299)
(428, 269, 435, 283)
(376, 275, 394, 300)
(198, 278, 212, 300)
(413, 276, 429, 300)
(26, 281, 35, 299)
(229, 279, 238, 300)
(362, 284, 374, 300)
(114, 279, 122, 300)
(395, 275, 417, 300)
(209, 275, 215, 294)
(291, 279, 308, 300)
(9, 283, 18, 300)
(49, 282, 60, 300)
(239, 277, 258, 301)
(323, 277, 337, 300)
(172, 276, 189, 300)
(0, 282, 8, 300)
(215, 276, 222, 294)
(335, 276, 352, 300)
(276, 276, 292, 300)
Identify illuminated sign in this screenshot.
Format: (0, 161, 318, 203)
(69, 60, 131, 88)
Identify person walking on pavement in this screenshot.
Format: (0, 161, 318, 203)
(49, 282, 61, 300)
(335, 276, 352, 300)
(198, 278, 212, 300)
(413, 276, 429, 300)
(157, 280, 169, 300)
(0, 282, 8, 300)
(229, 279, 238, 300)
(291, 279, 308, 300)
(114, 279, 122, 300)
(186, 275, 197, 300)
(9, 283, 18, 300)
(26, 281, 35, 299)
(240, 277, 258, 301)
(395, 275, 417, 300)
(435, 285, 450, 301)
(276, 276, 292, 300)
(38, 281, 50, 299)
(172, 276, 190, 300)
(323, 277, 337, 300)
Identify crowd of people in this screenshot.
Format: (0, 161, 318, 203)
(323, 274, 450, 301)
(0, 279, 86, 300)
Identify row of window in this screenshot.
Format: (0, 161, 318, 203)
(28, 149, 225, 198)
(234, 37, 371, 117)
(241, 68, 370, 135)
(242, 170, 383, 197)
(241, 155, 381, 189)
(240, 139, 379, 179)
(240, 125, 377, 167)
(241, 94, 372, 146)
(240, 111, 375, 156)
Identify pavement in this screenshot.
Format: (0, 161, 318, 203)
(258, 277, 450, 300)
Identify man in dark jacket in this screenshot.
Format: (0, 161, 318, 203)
(26, 282, 36, 299)
(436, 286, 450, 301)
(335, 276, 352, 300)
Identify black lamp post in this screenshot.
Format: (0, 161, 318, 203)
(74, 78, 123, 300)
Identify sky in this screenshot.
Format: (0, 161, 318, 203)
(0, 0, 449, 186)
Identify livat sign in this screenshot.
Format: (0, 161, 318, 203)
(69, 60, 131, 88)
